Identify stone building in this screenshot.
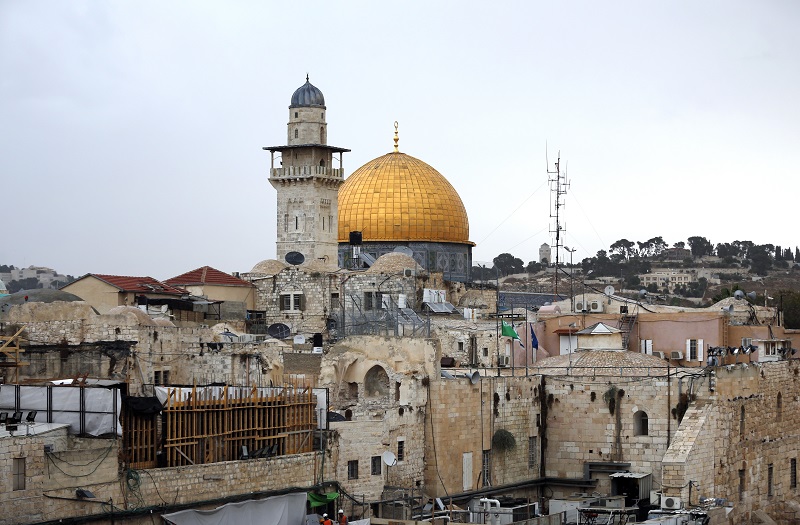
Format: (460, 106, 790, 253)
(264, 76, 350, 265)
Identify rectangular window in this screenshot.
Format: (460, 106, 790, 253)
(397, 439, 405, 462)
(483, 347, 489, 357)
(154, 371, 162, 385)
(12, 458, 25, 490)
(364, 292, 374, 310)
(458, 341, 464, 353)
(792, 458, 797, 489)
(739, 469, 745, 501)
(482, 450, 492, 486)
(528, 437, 537, 469)
(330, 293, 339, 308)
(280, 293, 303, 312)
(689, 339, 698, 361)
(768, 463, 774, 497)
(347, 460, 358, 480)
(163, 370, 170, 385)
(371, 456, 382, 475)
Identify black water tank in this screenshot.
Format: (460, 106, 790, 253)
(349, 231, 362, 245)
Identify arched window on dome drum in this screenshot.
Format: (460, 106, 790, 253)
(634, 410, 648, 436)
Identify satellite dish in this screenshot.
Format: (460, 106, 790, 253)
(293, 334, 306, 344)
(639, 289, 648, 299)
(285, 251, 305, 266)
(747, 291, 757, 301)
(604, 285, 615, 296)
(381, 451, 397, 466)
(267, 323, 291, 339)
(734, 290, 745, 300)
(393, 246, 414, 256)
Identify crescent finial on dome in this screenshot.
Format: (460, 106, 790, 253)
(393, 121, 399, 153)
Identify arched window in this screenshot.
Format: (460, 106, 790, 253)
(319, 159, 325, 167)
(777, 392, 783, 422)
(294, 111, 298, 118)
(634, 410, 649, 436)
(294, 129, 298, 139)
(364, 365, 390, 398)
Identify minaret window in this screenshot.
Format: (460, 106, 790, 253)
(295, 216, 299, 230)
(295, 112, 298, 118)
(294, 129, 298, 139)
(319, 159, 325, 167)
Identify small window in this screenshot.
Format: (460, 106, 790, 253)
(294, 129, 298, 139)
(482, 450, 492, 486)
(397, 439, 405, 462)
(347, 460, 358, 480)
(777, 392, 783, 422)
(740, 406, 746, 438)
(458, 341, 464, 353)
(634, 410, 649, 436)
(154, 371, 162, 385)
(321, 112, 324, 119)
(13, 458, 25, 490)
(483, 347, 489, 357)
(791, 458, 797, 489)
(280, 293, 304, 312)
(295, 111, 298, 118)
(768, 463, 774, 497)
(739, 468, 746, 501)
(371, 456, 382, 475)
(528, 437, 537, 469)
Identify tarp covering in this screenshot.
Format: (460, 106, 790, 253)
(307, 492, 339, 508)
(0, 384, 121, 436)
(162, 492, 307, 525)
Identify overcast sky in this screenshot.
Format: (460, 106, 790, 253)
(2, 1, 799, 279)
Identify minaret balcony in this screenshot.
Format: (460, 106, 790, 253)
(270, 166, 344, 180)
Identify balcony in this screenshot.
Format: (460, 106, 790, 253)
(270, 166, 344, 180)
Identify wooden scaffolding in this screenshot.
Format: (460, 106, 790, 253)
(122, 384, 318, 469)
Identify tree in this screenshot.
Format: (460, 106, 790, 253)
(0, 265, 15, 273)
(493, 253, 524, 277)
(716, 242, 738, 259)
(7, 277, 41, 293)
(687, 236, 713, 258)
(749, 245, 772, 275)
(610, 239, 636, 260)
(673, 241, 685, 249)
(525, 261, 542, 274)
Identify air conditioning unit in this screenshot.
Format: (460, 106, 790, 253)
(499, 355, 510, 367)
(653, 351, 666, 359)
(575, 301, 585, 311)
(404, 268, 416, 277)
(661, 496, 682, 510)
(589, 300, 603, 313)
(670, 351, 683, 360)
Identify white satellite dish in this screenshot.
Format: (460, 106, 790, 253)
(604, 285, 615, 296)
(381, 451, 397, 466)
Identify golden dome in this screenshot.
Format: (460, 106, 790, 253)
(338, 152, 471, 244)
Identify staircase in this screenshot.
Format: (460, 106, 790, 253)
(618, 314, 637, 350)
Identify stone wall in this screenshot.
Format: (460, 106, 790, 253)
(0, 425, 120, 525)
(424, 375, 543, 497)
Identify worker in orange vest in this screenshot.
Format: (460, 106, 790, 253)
(320, 514, 333, 525)
(338, 509, 348, 525)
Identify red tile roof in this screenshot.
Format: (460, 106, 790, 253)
(164, 266, 253, 288)
(90, 274, 186, 295)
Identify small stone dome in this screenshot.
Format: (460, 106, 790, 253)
(534, 350, 670, 377)
(105, 306, 157, 326)
(250, 259, 287, 275)
(366, 253, 422, 274)
(290, 77, 325, 108)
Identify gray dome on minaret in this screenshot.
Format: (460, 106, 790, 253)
(290, 76, 326, 108)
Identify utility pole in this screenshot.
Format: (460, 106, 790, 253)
(548, 151, 569, 300)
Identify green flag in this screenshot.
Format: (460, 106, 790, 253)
(501, 321, 520, 340)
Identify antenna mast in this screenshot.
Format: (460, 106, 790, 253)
(548, 151, 569, 299)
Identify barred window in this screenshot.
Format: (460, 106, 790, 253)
(347, 460, 358, 480)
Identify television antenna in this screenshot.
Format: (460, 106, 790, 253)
(547, 149, 569, 300)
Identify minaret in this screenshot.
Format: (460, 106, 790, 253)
(264, 76, 350, 264)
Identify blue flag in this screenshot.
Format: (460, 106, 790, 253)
(530, 324, 539, 350)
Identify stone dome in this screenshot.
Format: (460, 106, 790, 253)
(290, 77, 325, 108)
(533, 350, 670, 377)
(366, 253, 422, 274)
(338, 152, 471, 244)
(250, 259, 287, 275)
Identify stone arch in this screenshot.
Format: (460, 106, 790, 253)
(634, 410, 649, 436)
(364, 365, 390, 398)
